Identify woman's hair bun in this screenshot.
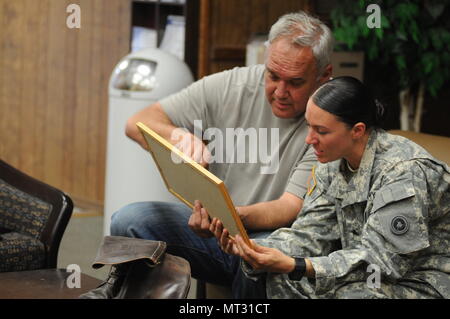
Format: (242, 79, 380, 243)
(374, 99, 386, 126)
(312, 76, 386, 129)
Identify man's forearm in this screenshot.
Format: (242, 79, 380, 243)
(125, 102, 177, 149)
(238, 192, 303, 231)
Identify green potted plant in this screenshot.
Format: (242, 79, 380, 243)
(330, 0, 450, 132)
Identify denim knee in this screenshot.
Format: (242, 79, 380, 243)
(111, 202, 156, 235)
(110, 202, 142, 236)
(110, 201, 190, 238)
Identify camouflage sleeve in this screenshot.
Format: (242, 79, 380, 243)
(245, 167, 341, 277)
(308, 161, 432, 295)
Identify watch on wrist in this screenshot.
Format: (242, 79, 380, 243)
(288, 257, 306, 281)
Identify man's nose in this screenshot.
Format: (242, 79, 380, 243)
(274, 81, 288, 98)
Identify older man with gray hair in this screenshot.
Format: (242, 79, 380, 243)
(88, 11, 334, 298)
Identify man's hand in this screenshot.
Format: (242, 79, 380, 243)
(125, 102, 211, 167)
(171, 128, 211, 167)
(188, 200, 214, 238)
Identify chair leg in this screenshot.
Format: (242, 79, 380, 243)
(196, 280, 206, 299)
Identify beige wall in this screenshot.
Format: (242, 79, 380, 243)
(0, 0, 131, 208)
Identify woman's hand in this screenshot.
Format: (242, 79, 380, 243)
(233, 235, 295, 274)
(210, 218, 295, 274)
(209, 217, 240, 255)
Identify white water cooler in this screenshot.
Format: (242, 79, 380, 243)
(104, 48, 194, 235)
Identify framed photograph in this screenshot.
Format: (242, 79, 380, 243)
(137, 122, 250, 246)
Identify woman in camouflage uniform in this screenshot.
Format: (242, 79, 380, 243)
(210, 76, 450, 298)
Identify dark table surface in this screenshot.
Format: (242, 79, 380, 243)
(0, 268, 102, 299)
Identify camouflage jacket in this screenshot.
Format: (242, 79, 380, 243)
(249, 129, 450, 298)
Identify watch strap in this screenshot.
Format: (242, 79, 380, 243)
(288, 257, 306, 281)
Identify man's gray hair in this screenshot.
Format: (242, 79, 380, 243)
(268, 11, 334, 75)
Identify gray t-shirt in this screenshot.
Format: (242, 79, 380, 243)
(160, 64, 316, 206)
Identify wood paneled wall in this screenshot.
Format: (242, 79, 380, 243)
(0, 0, 131, 208)
(198, 0, 312, 77)
(0, 0, 313, 208)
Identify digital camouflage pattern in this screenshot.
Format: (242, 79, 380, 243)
(248, 129, 450, 298)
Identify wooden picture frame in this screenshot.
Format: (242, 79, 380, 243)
(137, 122, 251, 246)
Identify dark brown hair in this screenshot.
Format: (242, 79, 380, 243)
(312, 76, 386, 129)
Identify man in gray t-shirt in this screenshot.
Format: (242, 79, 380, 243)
(161, 64, 316, 208)
(94, 11, 334, 298)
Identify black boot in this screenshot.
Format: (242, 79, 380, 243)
(78, 263, 129, 299)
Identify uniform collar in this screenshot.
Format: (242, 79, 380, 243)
(326, 129, 378, 207)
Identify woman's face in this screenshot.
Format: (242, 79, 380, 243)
(304, 99, 355, 163)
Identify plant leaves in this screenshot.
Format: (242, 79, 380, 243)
(396, 55, 407, 70)
(425, 0, 446, 20)
(329, 0, 450, 96)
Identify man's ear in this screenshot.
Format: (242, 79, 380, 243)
(318, 64, 332, 85)
(352, 122, 366, 139)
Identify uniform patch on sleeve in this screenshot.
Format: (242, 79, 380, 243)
(390, 215, 409, 235)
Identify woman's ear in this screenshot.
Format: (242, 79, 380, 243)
(351, 122, 366, 139)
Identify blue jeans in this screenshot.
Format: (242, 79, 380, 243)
(111, 201, 268, 298)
